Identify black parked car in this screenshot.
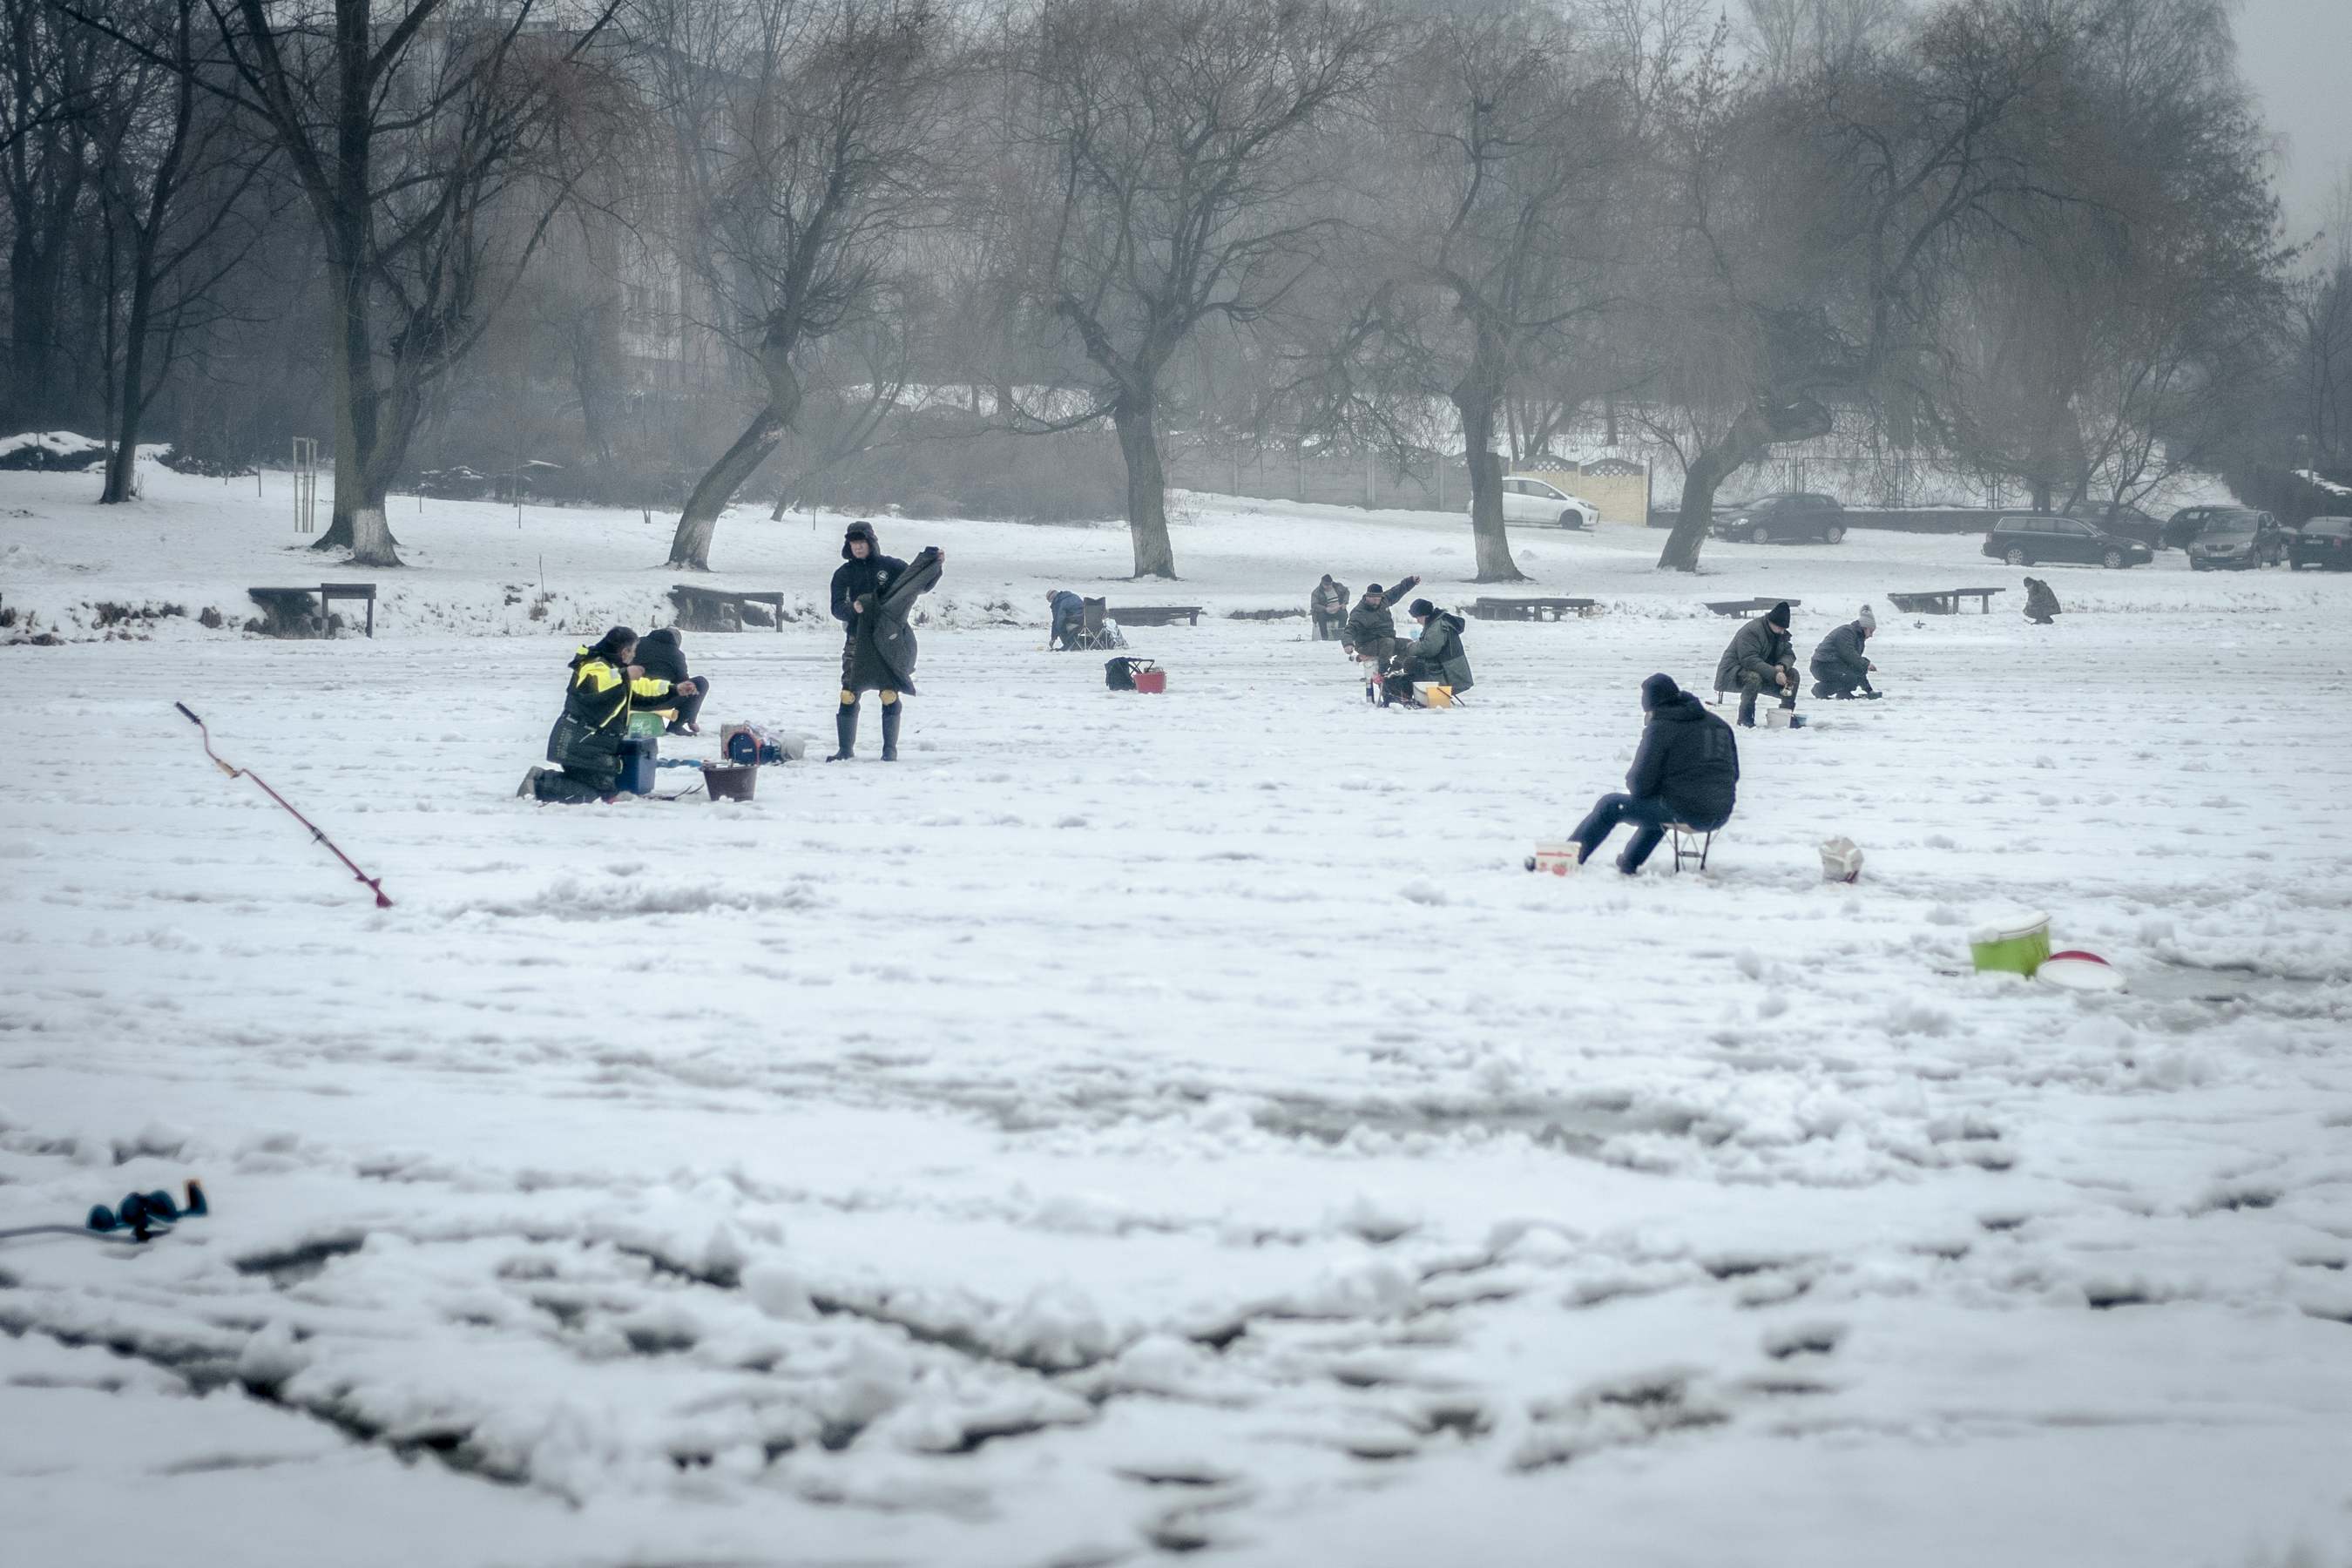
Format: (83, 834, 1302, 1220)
(2186, 510, 2287, 571)
(2059, 498, 2164, 549)
(2288, 516, 2351, 571)
(1983, 515, 2155, 569)
(1708, 492, 1848, 544)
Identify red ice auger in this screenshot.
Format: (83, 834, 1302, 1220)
(176, 702, 392, 908)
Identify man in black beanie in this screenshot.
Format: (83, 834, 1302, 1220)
(1713, 599, 1798, 727)
(1564, 673, 1739, 873)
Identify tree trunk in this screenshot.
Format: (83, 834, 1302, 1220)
(1454, 379, 1525, 584)
(1658, 412, 1770, 571)
(310, 254, 402, 563)
(1112, 391, 1176, 579)
(98, 242, 160, 505)
(668, 408, 786, 570)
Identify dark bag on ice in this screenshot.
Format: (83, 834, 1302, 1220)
(1381, 672, 1416, 706)
(1105, 657, 1138, 691)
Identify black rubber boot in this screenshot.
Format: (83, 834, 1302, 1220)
(1737, 688, 1758, 727)
(828, 703, 858, 761)
(880, 702, 902, 761)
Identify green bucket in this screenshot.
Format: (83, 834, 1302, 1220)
(1970, 909, 2051, 976)
(626, 710, 666, 738)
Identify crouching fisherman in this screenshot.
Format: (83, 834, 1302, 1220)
(521, 626, 698, 803)
(1400, 598, 1474, 695)
(1808, 605, 1879, 700)
(829, 519, 944, 761)
(1565, 674, 1738, 874)
(634, 626, 710, 734)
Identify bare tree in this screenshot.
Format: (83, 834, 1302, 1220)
(3, 0, 112, 429)
(644, 0, 957, 572)
(71, 1, 630, 564)
(1018, 0, 1388, 578)
(1742, 0, 1906, 80)
(79, 0, 277, 503)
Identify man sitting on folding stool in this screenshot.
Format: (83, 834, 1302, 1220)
(1564, 673, 1739, 875)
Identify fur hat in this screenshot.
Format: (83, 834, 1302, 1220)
(1364, 582, 1385, 598)
(841, 519, 878, 559)
(1640, 672, 1680, 711)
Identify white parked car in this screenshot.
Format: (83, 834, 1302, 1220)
(1474, 474, 1598, 530)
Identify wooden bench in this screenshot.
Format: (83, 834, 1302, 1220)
(1704, 597, 1803, 618)
(1227, 607, 1306, 621)
(247, 582, 375, 638)
(1470, 596, 1598, 622)
(669, 584, 787, 632)
(1888, 587, 2004, 615)
(1108, 604, 1202, 627)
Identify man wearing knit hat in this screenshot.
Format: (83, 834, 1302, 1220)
(1342, 572, 1423, 673)
(1809, 605, 1880, 700)
(1563, 673, 1740, 873)
(1713, 600, 1798, 727)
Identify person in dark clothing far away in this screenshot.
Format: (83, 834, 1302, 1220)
(633, 627, 710, 733)
(828, 519, 943, 761)
(1046, 589, 1085, 650)
(1400, 599, 1474, 693)
(1342, 575, 1422, 672)
(1809, 605, 1879, 700)
(1714, 599, 1797, 727)
(1565, 673, 1740, 874)
(1310, 575, 1349, 640)
(521, 625, 698, 803)
(2024, 577, 2060, 625)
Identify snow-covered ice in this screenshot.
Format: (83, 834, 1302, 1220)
(3, 466, 2351, 1566)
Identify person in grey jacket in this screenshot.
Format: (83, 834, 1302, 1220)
(1565, 673, 1739, 873)
(1809, 605, 1879, 700)
(1400, 599, 1474, 693)
(1046, 589, 1085, 650)
(1714, 600, 1796, 727)
(1310, 575, 1349, 640)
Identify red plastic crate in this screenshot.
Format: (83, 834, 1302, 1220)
(1132, 668, 1167, 693)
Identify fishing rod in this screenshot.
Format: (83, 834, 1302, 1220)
(175, 702, 392, 908)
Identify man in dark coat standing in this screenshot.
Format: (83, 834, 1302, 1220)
(828, 520, 943, 761)
(1565, 673, 1739, 873)
(1714, 599, 1797, 727)
(1808, 605, 1879, 700)
(633, 627, 710, 733)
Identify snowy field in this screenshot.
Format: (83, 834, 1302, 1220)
(4, 465, 2352, 1568)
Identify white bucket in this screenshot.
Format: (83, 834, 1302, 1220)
(1527, 841, 1579, 876)
(1820, 837, 1862, 882)
(1764, 707, 1807, 729)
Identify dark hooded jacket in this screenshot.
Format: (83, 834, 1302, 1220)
(635, 626, 691, 685)
(831, 522, 919, 693)
(1626, 690, 1740, 828)
(1343, 574, 1421, 656)
(1715, 612, 1794, 692)
(2024, 578, 2060, 620)
(1402, 611, 1474, 691)
(1810, 621, 1869, 685)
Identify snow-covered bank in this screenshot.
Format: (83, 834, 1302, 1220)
(3, 469, 2351, 1566)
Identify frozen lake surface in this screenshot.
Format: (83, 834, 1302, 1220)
(3, 469, 2350, 1566)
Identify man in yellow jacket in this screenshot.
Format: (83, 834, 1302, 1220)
(521, 625, 697, 803)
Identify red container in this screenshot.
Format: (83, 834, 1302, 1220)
(1132, 668, 1167, 693)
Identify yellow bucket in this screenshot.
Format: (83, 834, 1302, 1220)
(1423, 685, 1454, 708)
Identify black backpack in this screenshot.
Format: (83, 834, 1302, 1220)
(1105, 657, 1139, 690)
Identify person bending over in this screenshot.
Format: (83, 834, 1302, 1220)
(1715, 599, 1797, 727)
(634, 627, 710, 733)
(1400, 599, 1474, 693)
(1566, 673, 1739, 874)
(1809, 605, 1879, 700)
(1046, 589, 1085, 651)
(522, 625, 697, 803)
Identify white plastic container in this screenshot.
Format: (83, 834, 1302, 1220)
(1527, 841, 1579, 876)
(1820, 837, 1863, 882)
(1970, 909, 2052, 975)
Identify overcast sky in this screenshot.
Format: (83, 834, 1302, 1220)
(2230, 0, 2352, 244)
